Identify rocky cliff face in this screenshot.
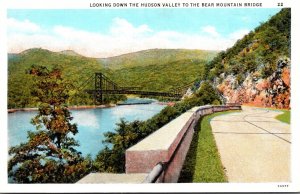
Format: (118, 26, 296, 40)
(217, 58, 290, 109)
(204, 9, 291, 109)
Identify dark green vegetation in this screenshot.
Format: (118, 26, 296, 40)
(8, 66, 92, 183)
(275, 110, 290, 124)
(8, 48, 216, 108)
(94, 82, 221, 173)
(110, 59, 206, 92)
(178, 111, 239, 183)
(206, 9, 290, 83)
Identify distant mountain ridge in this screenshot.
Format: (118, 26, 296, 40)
(97, 49, 218, 69)
(9, 48, 217, 69)
(9, 48, 83, 58)
(58, 50, 82, 57)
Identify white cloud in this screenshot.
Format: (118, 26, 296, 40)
(7, 18, 41, 33)
(229, 29, 250, 40)
(201, 25, 220, 38)
(7, 17, 250, 58)
(110, 17, 152, 36)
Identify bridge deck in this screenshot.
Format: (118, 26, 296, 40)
(85, 89, 182, 98)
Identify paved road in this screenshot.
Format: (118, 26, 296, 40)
(210, 106, 290, 182)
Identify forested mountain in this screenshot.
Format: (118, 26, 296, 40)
(206, 8, 290, 108)
(8, 48, 216, 108)
(58, 50, 83, 57)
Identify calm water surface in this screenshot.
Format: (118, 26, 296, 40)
(8, 99, 165, 158)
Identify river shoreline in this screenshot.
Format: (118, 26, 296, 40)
(7, 104, 117, 113)
(8, 99, 175, 113)
(8, 100, 166, 158)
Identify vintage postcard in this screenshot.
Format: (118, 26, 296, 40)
(0, 0, 299, 192)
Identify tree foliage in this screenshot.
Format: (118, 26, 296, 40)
(8, 65, 92, 183)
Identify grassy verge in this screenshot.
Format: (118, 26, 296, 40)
(275, 110, 290, 124)
(178, 110, 240, 183)
(258, 107, 290, 124)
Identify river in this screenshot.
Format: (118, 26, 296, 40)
(8, 98, 166, 158)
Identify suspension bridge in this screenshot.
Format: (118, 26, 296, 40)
(77, 72, 196, 104)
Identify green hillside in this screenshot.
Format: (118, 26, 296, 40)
(8, 48, 216, 108)
(110, 59, 206, 92)
(206, 8, 290, 81)
(99, 49, 217, 69)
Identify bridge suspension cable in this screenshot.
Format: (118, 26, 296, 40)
(73, 72, 196, 105)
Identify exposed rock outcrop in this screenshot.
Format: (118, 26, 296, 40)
(217, 58, 290, 109)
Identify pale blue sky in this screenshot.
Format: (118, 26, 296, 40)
(8, 9, 280, 36)
(7, 8, 281, 57)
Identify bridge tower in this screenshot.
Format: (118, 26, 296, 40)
(94, 73, 103, 104)
(94, 72, 119, 104)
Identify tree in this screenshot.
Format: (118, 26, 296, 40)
(194, 82, 220, 105)
(8, 65, 92, 183)
(94, 119, 146, 173)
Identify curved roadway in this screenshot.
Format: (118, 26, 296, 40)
(210, 106, 290, 182)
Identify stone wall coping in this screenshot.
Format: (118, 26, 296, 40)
(77, 173, 148, 183)
(127, 106, 200, 151)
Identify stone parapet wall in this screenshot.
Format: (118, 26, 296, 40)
(77, 105, 241, 183)
(126, 107, 197, 174)
(126, 105, 241, 183)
